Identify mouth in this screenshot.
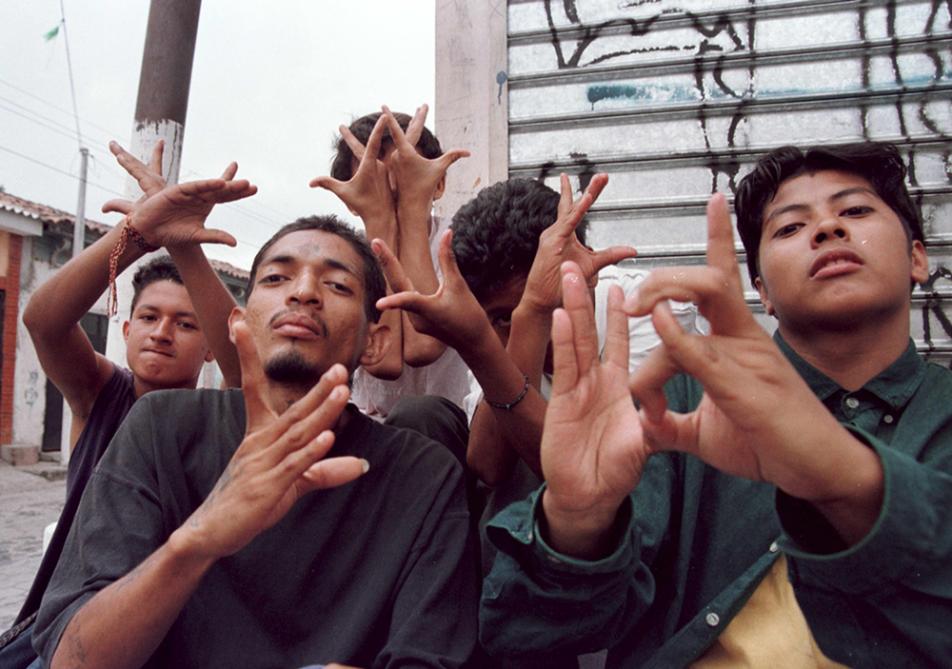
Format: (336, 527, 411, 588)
(270, 312, 328, 340)
(809, 249, 864, 279)
(142, 348, 174, 358)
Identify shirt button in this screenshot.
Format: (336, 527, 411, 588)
(705, 612, 720, 627)
(883, 415, 894, 424)
(845, 397, 860, 409)
(769, 541, 779, 553)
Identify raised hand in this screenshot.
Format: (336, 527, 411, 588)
(104, 140, 255, 248)
(626, 194, 882, 542)
(177, 320, 368, 560)
(521, 173, 637, 314)
(538, 262, 649, 559)
(380, 104, 469, 211)
(310, 115, 396, 227)
(372, 229, 489, 355)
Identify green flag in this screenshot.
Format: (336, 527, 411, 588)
(43, 23, 60, 41)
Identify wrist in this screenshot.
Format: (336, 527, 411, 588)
(168, 523, 222, 567)
(540, 489, 625, 560)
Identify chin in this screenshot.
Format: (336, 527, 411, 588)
(264, 351, 323, 387)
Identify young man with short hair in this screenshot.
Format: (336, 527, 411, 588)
(34, 216, 478, 668)
(478, 142, 952, 667)
(0, 142, 254, 668)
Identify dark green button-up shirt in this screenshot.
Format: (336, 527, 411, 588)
(480, 337, 952, 668)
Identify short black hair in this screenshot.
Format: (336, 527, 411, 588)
(451, 178, 587, 301)
(248, 215, 386, 323)
(329, 111, 443, 182)
(130, 256, 183, 315)
(735, 142, 923, 283)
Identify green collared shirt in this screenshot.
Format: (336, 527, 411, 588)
(480, 336, 952, 668)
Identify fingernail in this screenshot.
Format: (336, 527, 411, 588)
(361, 458, 370, 473)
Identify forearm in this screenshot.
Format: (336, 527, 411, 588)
(460, 326, 546, 481)
(507, 303, 552, 389)
(51, 529, 215, 669)
(395, 205, 447, 365)
(167, 244, 240, 387)
(23, 221, 142, 337)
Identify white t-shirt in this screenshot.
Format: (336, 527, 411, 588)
(462, 265, 707, 422)
(351, 216, 471, 419)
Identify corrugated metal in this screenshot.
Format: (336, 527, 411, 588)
(506, 0, 952, 366)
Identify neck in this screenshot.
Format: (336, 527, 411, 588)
(263, 379, 352, 429)
(132, 374, 198, 399)
(778, 311, 910, 391)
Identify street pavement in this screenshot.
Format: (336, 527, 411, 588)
(0, 460, 65, 631)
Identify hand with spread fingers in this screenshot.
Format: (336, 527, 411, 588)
(379, 104, 469, 211)
(172, 321, 368, 560)
(309, 115, 396, 231)
(520, 173, 637, 314)
(372, 229, 490, 355)
(104, 140, 255, 249)
(625, 194, 883, 544)
(538, 263, 650, 559)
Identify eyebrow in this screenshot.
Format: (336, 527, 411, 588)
(764, 186, 879, 225)
(135, 305, 198, 319)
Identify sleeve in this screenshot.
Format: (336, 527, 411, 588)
(375, 456, 479, 668)
(461, 370, 482, 425)
(33, 399, 166, 666)
(776, 420, 952, 663)
(478, 374, 699, 659)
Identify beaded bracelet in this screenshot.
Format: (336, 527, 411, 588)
(486, 373, 530, 411)
(106, 218, 158, 317)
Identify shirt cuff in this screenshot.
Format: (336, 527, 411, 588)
(776, 425, 943, 594)
(486, 484, 637, 577)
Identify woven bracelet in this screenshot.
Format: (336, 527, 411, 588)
(486, 373, 530, 411)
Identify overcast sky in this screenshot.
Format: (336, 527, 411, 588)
(0, 1, 436, 270)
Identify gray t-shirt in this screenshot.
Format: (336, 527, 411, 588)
(34, 390, 477, 668)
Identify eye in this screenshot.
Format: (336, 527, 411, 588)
(178, 321, 199, 331)
(325, 280, 353, 295)
(491, 314, 512, 329)
(258, 273, 286, 285)
(139, 313, 157, 322)
(772, 222, 803, 239)
(842, 205, 873, 217)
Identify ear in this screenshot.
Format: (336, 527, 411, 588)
(122, 320, 130, 341)
(754, 276, 775, 317)
(910, 240, 929, 285)
(227, 307, 246, 345)
(358, 322, 393, 368)
(433, 174, 446, 201)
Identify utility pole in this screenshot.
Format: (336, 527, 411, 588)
(104, 0, 202, 363)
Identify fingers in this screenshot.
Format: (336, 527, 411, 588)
(561, 262, 599, 379)
(705, 193, 740, 278)
(435, 228, 466, 287)
(109, 140, 152, 182)
(270, 373, 350, 462)
(300, 453, 369, 491)
(363, 114, 389, 167)
(437, 148, 471, 171)
(584, 173, 609, 203)
(371, 238, 415, 294)
(192, 228, 238, 247)
(405, 103, 429, 146)
(601, 284, 630, 371)
(234, 319, 274, 433)
(220, 161, 238, 180)
(102, 198, 134, 215)
(549, 307, 578, 395)
(309, 175, 344, 192)
(592, 245, 638, 272)
(147, 139, 164, 175)
(627, 307, 682, 421)
(175, 178, 229, 197)
(339, 124, 366, 160)
(557, 173, 574, 221)
(381, 105, 412, 150)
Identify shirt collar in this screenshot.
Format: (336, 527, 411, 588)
(773, 332, 925, 411)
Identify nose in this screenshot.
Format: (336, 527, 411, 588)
(812, 216, 849, 247)
(150, 317, 175, 343)
(288, 272, 323, 307)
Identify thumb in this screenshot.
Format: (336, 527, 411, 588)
(193, 229, 238, 247)
(592, 246, 638, 272)
(309, 176, 343, 193)
(102, 198, 134, 215)
(438, 149, 470, 171)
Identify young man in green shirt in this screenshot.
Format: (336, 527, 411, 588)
(479, 142, 951, 667)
